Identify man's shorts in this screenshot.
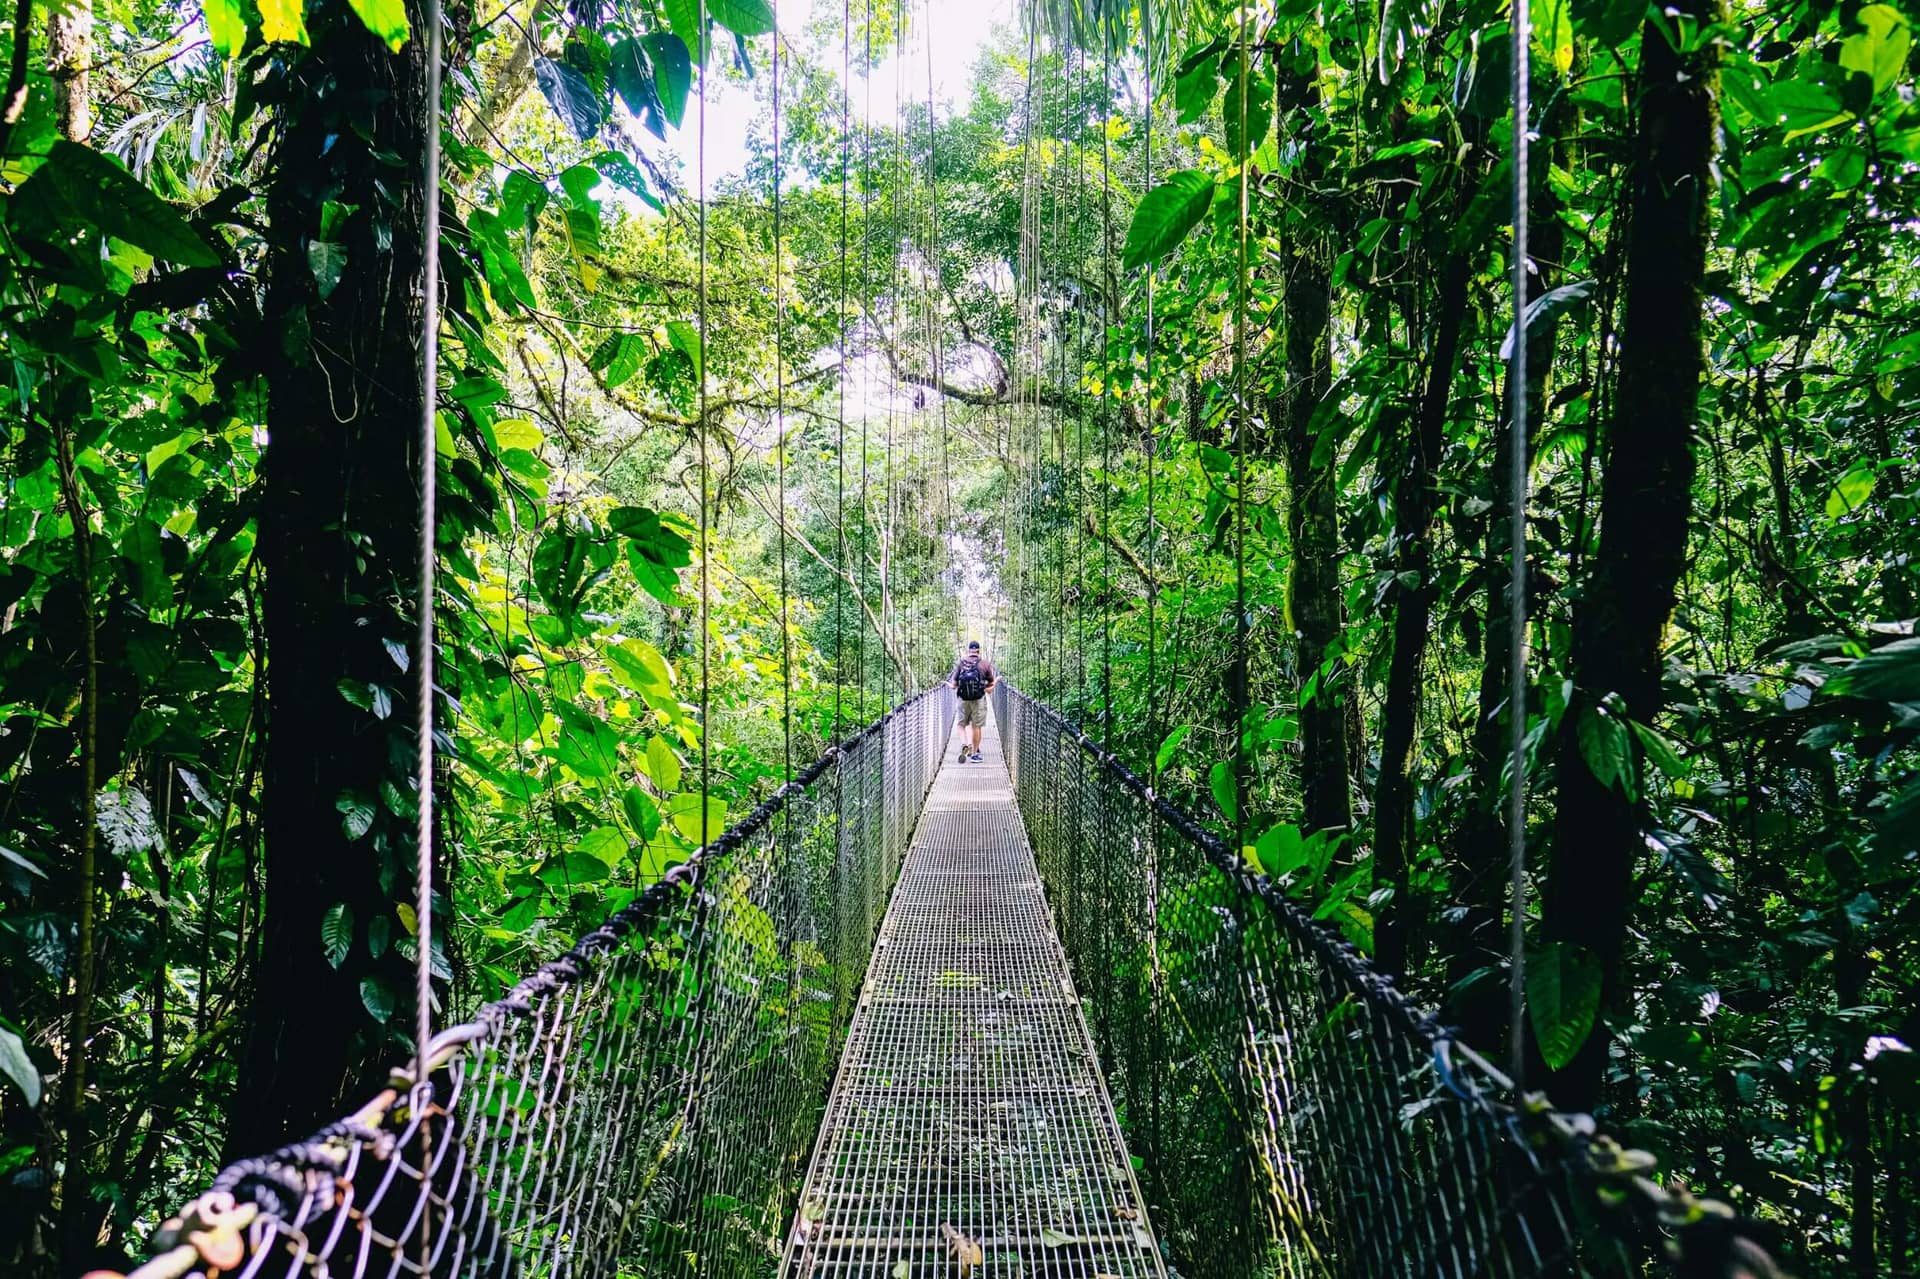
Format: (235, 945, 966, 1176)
(957, 696, 988, 728)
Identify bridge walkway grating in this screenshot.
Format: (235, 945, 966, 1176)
(781, 714, 1167, 1278)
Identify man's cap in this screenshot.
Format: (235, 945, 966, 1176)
(967, 640, 981, 650)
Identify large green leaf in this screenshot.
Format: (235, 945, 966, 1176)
(360, 976, 395, 1024)
(202, 0, 247, 56)
(1121, 170, 1216, 270)
(321, 902, 354, 969)
(257, 0, 308, 44)
(0, 1026, 40, 1108)
(610, 39, 666, 137)
(1840, 4, 1911, 96)
(535, 57, 604, 141)
(643, 34, 693, 128)
(9, 141, 219, 266)
(666, 793, 727, 845)
(1221, 59, 1273, 158)
(345, 0, 409, 50)
(1576, 702, 1634, 797)
(708, 0, 774, 36)
(1826, 638, 1920, 702)
(1825, 462, 1876, 518)
(1527, 941, 1602, 1071)
(1209, 759, 1239, 827)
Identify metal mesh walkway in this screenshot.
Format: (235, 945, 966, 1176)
(782, 715, 1166, 1278)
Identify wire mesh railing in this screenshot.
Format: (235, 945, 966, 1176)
(124, 688, 955, 1279)
(993, 682, 1793, 1279)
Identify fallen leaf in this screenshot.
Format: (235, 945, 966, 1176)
(892, 1260, 912, 1279)
(1039, 1225, 1083, 1247)
(940, 1223, 984, 1271)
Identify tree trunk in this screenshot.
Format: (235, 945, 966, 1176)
(230, 0, 430, 1155)
(1373, 245, 1472, 977)
(1277, 255, 1350, 839)
(1542, 0, 1718, 1110)
(46, 0, 90, 143)
(1447, 204, 1561, 1052)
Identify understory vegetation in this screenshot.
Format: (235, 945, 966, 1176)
(0, 0, 1914, 1273)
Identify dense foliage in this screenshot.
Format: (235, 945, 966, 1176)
(0, 0, 1914, 1273)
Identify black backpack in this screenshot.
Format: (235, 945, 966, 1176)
(955, 655, 986, 700)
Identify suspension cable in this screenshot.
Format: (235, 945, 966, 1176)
(858, 0, 873, 722)
(773, 5, 792, 781)
(697, 0, 712, 853)
(836, 0, 851, 739)
(1507, 0, 1534, 1088)
(412, 0, 444, 1173)
(1100, 19, 1113, 730)
(1142, 0, 1160, 783)
(1230, 0, 1252, 853)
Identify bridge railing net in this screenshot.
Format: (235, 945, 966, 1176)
(993, 684, 1789, 1279)
(133, 688, 956, 1279)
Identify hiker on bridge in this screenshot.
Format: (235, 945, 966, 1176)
(946, 640, 997, 763)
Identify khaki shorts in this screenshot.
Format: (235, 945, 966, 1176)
(957, 696, 989, 728)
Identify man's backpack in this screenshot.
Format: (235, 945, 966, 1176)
(955, 655, 986, 701)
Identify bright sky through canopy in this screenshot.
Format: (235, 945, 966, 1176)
(668, 0, 1017, 183)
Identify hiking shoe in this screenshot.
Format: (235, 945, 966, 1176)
(957, 748, 969, 763)
(969, 752, 983, 763)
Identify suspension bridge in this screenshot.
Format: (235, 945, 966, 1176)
(119, 682, 1785, 1279)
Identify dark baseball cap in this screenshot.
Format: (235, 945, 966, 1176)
(967, 640, 981, 650)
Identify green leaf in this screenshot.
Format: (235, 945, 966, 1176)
(1535, 0, 1575, 76)
(308, 240, 347, 299)
(664, 0, 703, 61)
(1840, 4, 1911, 96)
(1769, 81, 1853, 142)
(257, 0, 308, 44)
(643, 34, 693, 128)
(9, 141, 219, 266)
(1253, 823, 1309, 879)
(1630, 722, 1688, 780)
(666, 320, 703, 380)
(321, 902, 354, 969)
(1826, 638, 1920, 702)
(360, 976, 395, 1024)
(1209, 759, 1239, 827)
(1825, 462, 1875, 518)
(1527, 941, 1602, 1071)
(594, 151, 660, 209)
(1222, 60, 1274, 158)
(336, 792, 376, 841)
(1174, 53, 1220, 124)
(535, 57, 604, 141)
(644, 736, 683, 790)
(707, 0, 774, 36)
(1155, 723, 1191, 772)
(0, 1026, 41, 1108)
(577, 824, 628, 865)
(493, 417, 543, 451)
(345, 0, 410, 50)
(610, 39, 667, 137)
(622, 785, 661, 839)
(666, 792, 727, 845)
(555, 702, 621, 780)
(539, 849, 612, 886)
(1576, 702, 1634, 797)
(1121, 170, 1216, 270)
(1498, 279, 1595, 360)
(606, 638, 674, 696)
(203, 0, 247, 56)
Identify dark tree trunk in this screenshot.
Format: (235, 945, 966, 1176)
(1373, 246, 1472, 977)
(1446, 204, 1561, 1053)
(230, 0, 430, 1155)
(1277, 297, 1350, 837)
(1276, 71, 1351, 843)
(1542, 1, 1718, 1110)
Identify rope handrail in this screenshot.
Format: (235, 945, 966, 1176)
(118, 686, 957, 1279)
(994, 681, 1794, 1279)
